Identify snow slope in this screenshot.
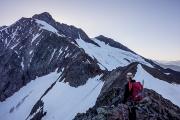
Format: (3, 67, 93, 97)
(41, 75, 104, 120)
(35, 19, 64, 37)
(0, 71, 104, 120)
(134, 64, 180, 107)
(76, 38, 152, 71)
(0, 70, 61, 120)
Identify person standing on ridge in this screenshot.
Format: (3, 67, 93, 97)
(123, 72, 143, 103)
(123, 72, 144, 120)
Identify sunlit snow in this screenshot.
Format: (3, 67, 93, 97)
(41, 75, 104, 120)
(0, 71, 61, 120)
(35, 19, 64, 37)
(76, 38, 152, 71)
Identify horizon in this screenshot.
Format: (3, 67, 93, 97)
(1, 0, 180, 61)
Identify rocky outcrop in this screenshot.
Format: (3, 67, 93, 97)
(60, 52, 103, 87)
(74, 88, 180, 120)
(74, 63, 180, 120)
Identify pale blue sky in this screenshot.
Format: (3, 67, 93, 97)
(0, 0, 180, 60)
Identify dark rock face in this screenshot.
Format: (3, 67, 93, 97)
(0, 41, 23, 100)
(61, 52, 103, 87)
(74, 63, 180, 120)
(32, 12, 54, 26)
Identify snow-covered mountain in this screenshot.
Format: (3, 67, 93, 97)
(0, 12, 180, 120)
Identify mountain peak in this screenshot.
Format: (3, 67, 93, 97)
(32, 12, 54, 23)
(96, 35, 110, 39)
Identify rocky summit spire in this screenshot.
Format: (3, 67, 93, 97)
(32, 12, 54, 23)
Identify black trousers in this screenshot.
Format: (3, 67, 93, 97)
(129, 106, 136, 120)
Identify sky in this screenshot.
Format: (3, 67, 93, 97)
(0, 0, 180, 61)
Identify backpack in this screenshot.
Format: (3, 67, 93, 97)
(129, 81, 143, 101)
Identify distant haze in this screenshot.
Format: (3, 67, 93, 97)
(156, 60, 180, 67)
(155, 60, 180, 72)
(0, 0, 180, 61)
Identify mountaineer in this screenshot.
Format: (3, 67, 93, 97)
(123, 72, 144, 120)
